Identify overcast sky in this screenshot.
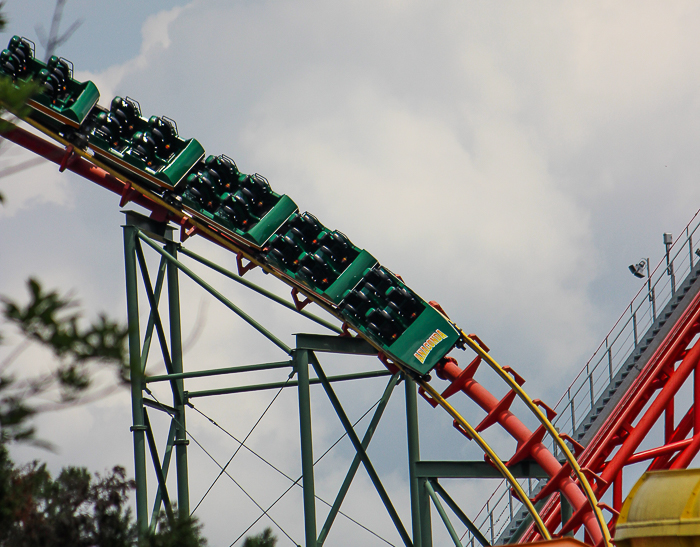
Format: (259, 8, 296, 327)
(3, 1, 700, 545)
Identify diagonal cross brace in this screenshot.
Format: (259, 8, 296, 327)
(430, 479, 490, 546)
(317, 372, 400, 545)
(138, 231, 292, 355)
(150, 420, 177, 532)
(140, 256, 168, 371)
(425, 479, 462, 547)
(309, 353, 414, 547)
(135, 239, 184, 407)
(144, 409, 174, 524)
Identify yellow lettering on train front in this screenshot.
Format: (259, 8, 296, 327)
(414, 329, 448, 364)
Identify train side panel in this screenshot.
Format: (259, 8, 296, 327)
(4, 35, 461, 377)
(0, 36, 99, 130)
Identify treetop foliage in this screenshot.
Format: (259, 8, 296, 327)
(0, 278, 128, 445)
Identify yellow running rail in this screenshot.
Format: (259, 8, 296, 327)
(457, 329, 612, 547)
(417, 380, 552, 541)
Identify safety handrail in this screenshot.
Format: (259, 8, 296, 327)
(466, 208, 700, 545)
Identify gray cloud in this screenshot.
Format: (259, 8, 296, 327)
(4, 1, 700, 544)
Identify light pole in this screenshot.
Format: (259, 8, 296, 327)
(629, 257, 655, 322)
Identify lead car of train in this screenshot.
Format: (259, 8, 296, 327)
(1, 35, 462, 377)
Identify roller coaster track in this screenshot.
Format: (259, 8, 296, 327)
(3, 118, 613, 547)
(6, 77, 700, 545)
(466, 211, 700, 546)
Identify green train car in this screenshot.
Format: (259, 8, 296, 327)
(86, 96, 205, 190)
(0, 35, 99, 131)
(337, 265, 460, 375)
(262, 213, 460, 375)
(3, 35, 461, 377)
(179, 154, 298, 247)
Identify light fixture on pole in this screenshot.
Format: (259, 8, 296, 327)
(629, 257, 656, 322)
(629, 259, 648, 279)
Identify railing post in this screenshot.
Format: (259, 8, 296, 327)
(607, 336, 613, 382)
(647, 257, 656, 322)
(665, 233, 676, 294)
(587, 363, 594, 409)
(508, 489, 513, 521)
(569, 389, 575, 431)
(688, 229, 694, 269)
(632, 306, 638, 347)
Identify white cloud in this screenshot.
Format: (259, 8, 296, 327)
(6, 0, 700, 544)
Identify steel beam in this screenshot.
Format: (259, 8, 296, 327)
(406, 377, 431, 547)
(179, 246, 343, 335)
(186, 369, 392, 398)
(295, 333, 377, 355)
(430, 480, 490, 546)
(311, 354, 414, 546)
(145, 361, 292, 383)
(150, 421, 177, 532)
(166, 238, 190, 519)
(124, 222, 148, 536)
(138, 231, 292, 355)
(415, 460, 547, 479)
(424, 480, 462, 547)
(317, 373, 400, 545)
(296, 349, 317, 547)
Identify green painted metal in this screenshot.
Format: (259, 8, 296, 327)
(264, 213, 372, 300)
(145, 361, 293, 383)
(119, 212, 482, 546)
(9, 33, 471, 381)
(323, 250, 377, 304)
(406, 378, 431, 547)
(245, 194, 298, 246)
(310, 353, 414, 546)
(387, 306, 460, 376)
(144, 410, 174, 524)
(143, 397, 177, 416)
(134, 240, 177, 389)
(178, 159, 299, 248)
(140, 256, 167, 371)
(137, 231, 293, 355)
(317, 373, 400, 546)
(88, 97, 205, 190)
(166, 239, 190, 520)
(296, 349, 317, 547)
(295, 333, 376, 355)
(424, 479, 462, 547)
(561, 494, 573, 537)
(177, 246, 342, 334)
(430, 480, 490, 546)
(415, 460, 548, 479)
(161, 139, 206, 189)
(185, 369, 392, 399)
(26, 78, 100, 128)
(4, 36, 101, 130)
(124, 223, 149, 536)
(150, 421, 177, 532)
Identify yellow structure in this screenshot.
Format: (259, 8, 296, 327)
(615, 469, 700, 547)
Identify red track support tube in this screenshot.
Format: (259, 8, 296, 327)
(598, 339, 700, 486)
(2, 126, 172, 219)
(435, 359, 602, 543)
